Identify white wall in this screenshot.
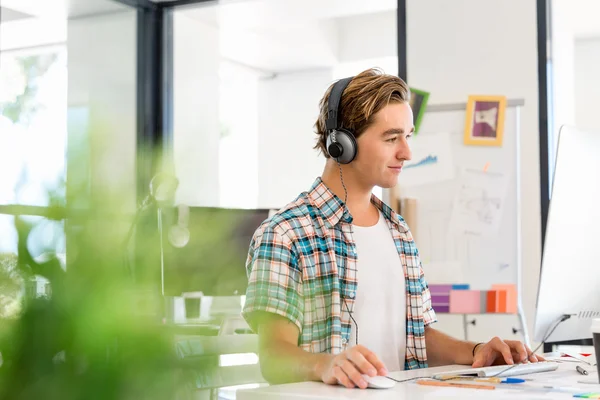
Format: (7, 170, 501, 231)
(337, 11, 397, 63)
(550, 0, 576, 175)
(172, 6, 400, 210)
(172, 13, 220, 207)
(0, 17, 66, 52)
(257, 70, 331, 209)
(406, 0, 541, 344)
(574, 38, 600, 132)
(67, 11, 137, 214)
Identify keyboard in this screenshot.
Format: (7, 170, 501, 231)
(432, 361, 559, 379)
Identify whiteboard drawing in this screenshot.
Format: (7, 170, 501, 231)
(458, 185, 502, 225)
(450, 168, 509, 236)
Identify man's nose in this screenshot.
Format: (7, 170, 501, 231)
(398, 142, 412, 161)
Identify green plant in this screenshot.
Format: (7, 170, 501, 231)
(0, 253, 22, 319)
(0, 152, 208, 399)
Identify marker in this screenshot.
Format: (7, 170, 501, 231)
(474, 377, 526, 384)
(416, 380, 495, 390)
(577, 365, 589, 376)
(501, 378, 527, 384)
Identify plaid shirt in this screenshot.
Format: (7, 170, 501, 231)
(242, 177, 437, 370)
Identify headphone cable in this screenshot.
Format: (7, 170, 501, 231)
(337, 161, 348, 206)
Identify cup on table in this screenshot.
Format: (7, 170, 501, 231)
(182, 291, 203, 320)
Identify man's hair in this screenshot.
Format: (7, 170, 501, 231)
(313, 68, 410, 158)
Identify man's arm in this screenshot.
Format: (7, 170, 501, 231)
(255, 312, 331, 384)
(424, 326, 478, 366)
(254, 312, 388, 388)
(425, 326, 542, 367)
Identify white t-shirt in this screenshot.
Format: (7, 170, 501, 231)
(348, 211, 407, 371)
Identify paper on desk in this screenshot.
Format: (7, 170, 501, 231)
(563, 352, 597, 366)
(493, 362, 599, 397)
(420, 387, 557, 399)
(524, 362, 591, 386)
(426, 363, 594, 399)
(578, 376, 600, 385)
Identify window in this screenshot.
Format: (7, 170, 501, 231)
(0, 46, 67, 308)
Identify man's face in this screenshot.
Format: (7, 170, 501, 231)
(350, 102, 414, 189)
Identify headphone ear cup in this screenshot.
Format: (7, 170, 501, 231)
(326, 129, 357, 164)
(327, 140, 343, 159)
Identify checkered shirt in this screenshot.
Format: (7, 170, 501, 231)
(242, 177, 437, 369)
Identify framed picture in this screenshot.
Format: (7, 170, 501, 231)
(463, 95, 507, 146)
(408, 88, 430, 134)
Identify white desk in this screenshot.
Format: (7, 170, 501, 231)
(237, 362, 600, 399)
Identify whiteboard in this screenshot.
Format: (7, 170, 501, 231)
(398, 101, 522, 291)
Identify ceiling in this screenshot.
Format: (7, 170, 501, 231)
(0, 0, 129, 19)
(1, 7, 34, 22)
(184, 0, 396, 30)
(176, 0, 397, 74)
(0, 0, 598, 38)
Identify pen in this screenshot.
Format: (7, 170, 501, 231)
(475, 377, 526, 384)
(416, 380, 495, 390)
(577, 365, 589, 376)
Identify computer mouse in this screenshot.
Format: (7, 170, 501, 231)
(362, 374, 396, 389)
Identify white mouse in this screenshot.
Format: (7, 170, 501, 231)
(362, 374, 396, 389)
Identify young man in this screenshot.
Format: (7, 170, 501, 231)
(242, 68, 541, 389)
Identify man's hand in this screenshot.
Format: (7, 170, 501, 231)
(319, 345, 388, 389)
(472, 337, 546, 368)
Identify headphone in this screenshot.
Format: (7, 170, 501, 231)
(325, 76, 358, 164)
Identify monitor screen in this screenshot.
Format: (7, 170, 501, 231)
(534, 125, 600, 342)
(162, 207, 270, 296)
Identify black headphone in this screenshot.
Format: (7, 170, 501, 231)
(325, 76, 358, 164)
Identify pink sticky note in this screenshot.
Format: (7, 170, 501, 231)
(449, 290, 481, 314)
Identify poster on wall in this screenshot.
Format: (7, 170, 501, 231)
(399, 131, 455, 187)
(408, 87, 430, 134)
(463, 95, 507, 146)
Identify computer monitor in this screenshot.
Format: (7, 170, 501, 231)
(534, 125, 600, 342)
(161, 207, 271, 297)
(128, 207, 270, 296)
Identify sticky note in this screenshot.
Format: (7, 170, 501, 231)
(451, 284, 470, 290)
(480, 291, 488, 312)
(486, 290, 497, 313)
(485, 290, 508, 313)
(434, 304, 450, 313)
(497, 290, 507, 313)
(491, 284, 517, 313)
(449, 290, 481, 313)
(431, 294, 450, 305)
(429, 284, 453, 295)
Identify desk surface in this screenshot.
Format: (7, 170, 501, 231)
(237, 361, 600, 399)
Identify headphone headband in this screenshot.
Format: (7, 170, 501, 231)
(325, 77, 354, 132)
(324, 76, 358, 164)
